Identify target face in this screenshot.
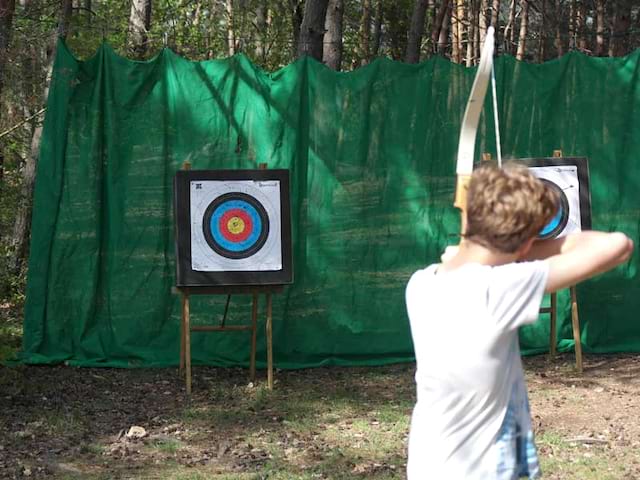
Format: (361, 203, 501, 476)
(190, 180, 282, 272)
(522, 158, 591, 240)
(202, 193, 270, 259)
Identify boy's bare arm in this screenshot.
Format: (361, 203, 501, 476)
(523, 231, 634, 293)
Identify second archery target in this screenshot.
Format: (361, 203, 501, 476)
(518, 157, 591, 239)
(174, 169, 292, 287)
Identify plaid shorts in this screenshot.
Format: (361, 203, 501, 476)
(495, 377, 541, 479)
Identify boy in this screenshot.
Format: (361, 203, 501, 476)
(405, 163, 633, 479)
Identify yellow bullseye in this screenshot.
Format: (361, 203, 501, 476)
(227, 217, 245, 234)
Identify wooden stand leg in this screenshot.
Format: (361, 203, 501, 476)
(180, 293, 187, 373)
(184, 295, 192, 394)
(266, 293, 273, 390)
(570, 286, 583, 373)
(549, 292, 557, 357)
(250, 293, 258, 381)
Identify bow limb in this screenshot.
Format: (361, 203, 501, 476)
(454, 26, 495, 235)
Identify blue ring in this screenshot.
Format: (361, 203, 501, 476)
(540, 208, 563, 236)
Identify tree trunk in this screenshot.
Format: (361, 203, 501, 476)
(595, 0, 605, 56)
(424, 0, 435, 54)
(451, 8, 458, 61)
(466, 0, 476, 66)
(226, 0, 235, 55)
(85, 0, 92, 26)
(0, 0, 16, 99)
(452, 0, 464, 63)
(505, 0, 516, 55)
(569, 0, 576, 50)
(10, 0, 72, 274)
(479, 0, 489, 47)
(608, 0, 632, 57)
(554, 0, 565, 57)
(406, 0, 429, 63)
(358, 0, 371, 65)
(371, 0, 383, 56)
(537, 0, 546, 61)
(490, 0, 499, 27)
(322, 0, 343, 70)
(290, 0, 304, 59)
(474, 0, 481, 61)
(437, 1, 451, 55)
(127, 0, 152, 59)
(296, 0, 329, 60)
(490, 0, 500, 50)
(431, 0, 450, 55)
(576, 0, 587, 51)
(254, 1, 268, 62)
(59, 0, 72, 38)
(516, 0, 528, 60)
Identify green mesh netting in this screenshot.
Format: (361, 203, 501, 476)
(18, 39, 640, 368)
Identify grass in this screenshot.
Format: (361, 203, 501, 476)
(536, 431, 636, 480)
(149, 437, 184, 454)
(0, 318, 21, 363)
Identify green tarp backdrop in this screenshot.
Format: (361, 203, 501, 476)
(18, 39, 640, 368)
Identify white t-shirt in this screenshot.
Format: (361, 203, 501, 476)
(405, 260, 549, 479)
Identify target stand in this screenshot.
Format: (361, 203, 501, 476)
(518, 150, 591, 372)
(176, 284, 282, 394)
(173, 162, 293, 394)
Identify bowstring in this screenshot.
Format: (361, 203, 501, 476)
(490, 63, 502, 168)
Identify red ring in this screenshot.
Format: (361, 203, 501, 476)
(218, 208, 253, 242)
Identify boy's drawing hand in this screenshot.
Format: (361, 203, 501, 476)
(441, 246, 459, 263)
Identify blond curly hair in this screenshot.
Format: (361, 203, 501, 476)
(464, 163, 559, 253)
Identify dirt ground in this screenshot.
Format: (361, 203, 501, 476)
(526, 354, 640, 479)
(1, 354, 639, 479)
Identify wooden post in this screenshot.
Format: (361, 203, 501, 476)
(551, 149, 583, 371)
(179, 160, 191, 378)
(266, 293, 273, 390)
(550, 148, 562, 358)
(258, 160, 274, 388)
(250, 293, 258, 381)
(570, 286, 583, 373)
(184, 294, 192, 394)
(180, 293, 187, 372)
(549, 292, 557, 357)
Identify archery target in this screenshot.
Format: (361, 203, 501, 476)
(529, 165, 582, 239)
(190, 180, 282, 271)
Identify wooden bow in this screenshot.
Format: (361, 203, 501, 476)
(454, 26, 496, 235)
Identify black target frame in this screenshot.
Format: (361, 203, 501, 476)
(517, 156, 592, 234)
(173, 169, 293, 287)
